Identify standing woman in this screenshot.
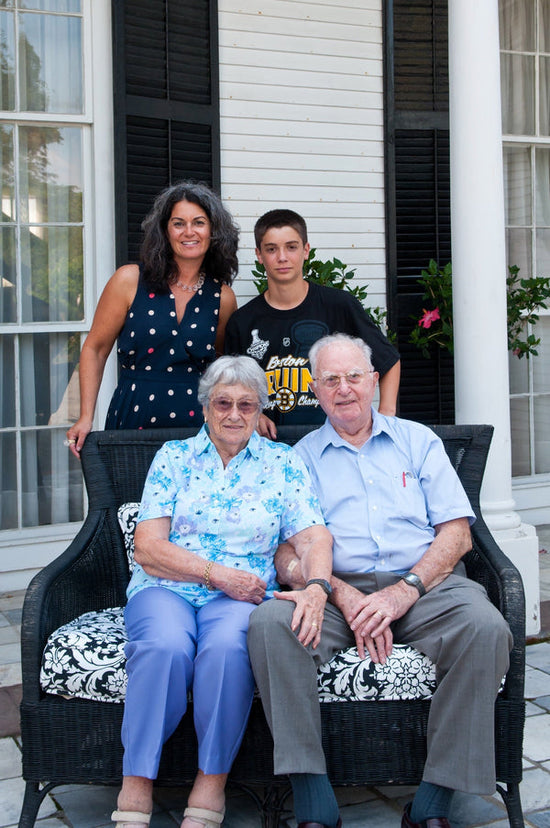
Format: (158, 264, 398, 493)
(65, 181, 239, 458)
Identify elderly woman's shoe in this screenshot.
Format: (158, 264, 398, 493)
(111, 810, 151, 828)
(183, 806, 224, 827)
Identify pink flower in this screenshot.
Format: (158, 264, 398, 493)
(418, 308, 440, 329)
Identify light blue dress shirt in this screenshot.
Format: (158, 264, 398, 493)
(127, 426, 324, 606)
(294, 409, 475, 574)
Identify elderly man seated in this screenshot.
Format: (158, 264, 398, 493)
(248, 333, 513, 828)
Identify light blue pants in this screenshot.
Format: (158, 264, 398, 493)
(122, 586, 257, 778)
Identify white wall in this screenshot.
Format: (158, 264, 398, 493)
(218, 0, 387, 308)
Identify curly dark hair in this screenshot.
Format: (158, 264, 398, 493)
(140, 181, 239, 291)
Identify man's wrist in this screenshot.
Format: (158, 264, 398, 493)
(399, 571, 426, 597)
(305, 578, 332, 596)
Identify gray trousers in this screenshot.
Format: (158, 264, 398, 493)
(247, 569, 513, 795)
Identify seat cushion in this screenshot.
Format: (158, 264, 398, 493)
(317, 643, 436, 702)
(40, 607, 128, 703)
(40, 607, 437, 704)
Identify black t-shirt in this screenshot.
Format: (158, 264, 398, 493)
(224, 281, 400, 426)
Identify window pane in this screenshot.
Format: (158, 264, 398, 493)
(19, 331, 81, 427)
(19, 12, 82, 113)
(0, 333, 15, 426)
(536, 148, 550, 224)
(0, 431, 17, 530)
(536, 228, 550, 273)
(501, 54, 535, 134)
(1, 124, 16, 221)
(0, 226, 16, 322)
(533, 317, 550, 391)
(499, 0, 536, 50)
(21, 0, 81, 11)
(19, 125, 83, 223)
(20, 225, 83, 323)
(509, 347, 529, 393)
(541, 56, 550, 136)
(503, 146, 531, 224)
(506, 227, 532, 273)
(534, 395, 550, 473)
(21, 428, 84, 526)
(0, 10, 15, 110)
(510, 396, 531, 475)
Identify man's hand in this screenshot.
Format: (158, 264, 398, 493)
(332, 579, 394, 663)
(347, 581, 419, 657)
(274, 583, 327, 649)
(256, 412, 277, 439)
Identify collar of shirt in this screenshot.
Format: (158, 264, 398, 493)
(316, 408, 392, 455)
(195, 423, 263, 461)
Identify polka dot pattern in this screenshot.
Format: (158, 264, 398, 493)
(105, 270, 222, 430)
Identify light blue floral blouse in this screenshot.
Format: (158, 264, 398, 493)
(127, 425, 325, 607)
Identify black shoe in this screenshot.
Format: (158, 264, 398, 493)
(402, 802, 451, 828)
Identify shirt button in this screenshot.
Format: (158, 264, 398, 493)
(372, 505, 378, 511)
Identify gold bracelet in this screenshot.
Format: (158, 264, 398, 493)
(203, 560, 215, 591)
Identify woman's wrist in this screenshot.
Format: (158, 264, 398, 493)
(203, 560, 216, 591)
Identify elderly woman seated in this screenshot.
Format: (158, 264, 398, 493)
(111, 355, 332, 828)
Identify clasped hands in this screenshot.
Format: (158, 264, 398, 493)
(339, 580, 418, 664)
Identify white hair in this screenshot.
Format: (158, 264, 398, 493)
(309, 333, 373, 376)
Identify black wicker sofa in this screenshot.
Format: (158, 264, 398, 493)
(19, 424, 526, 828)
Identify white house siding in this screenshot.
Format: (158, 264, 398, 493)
(218, 0, 387, 311)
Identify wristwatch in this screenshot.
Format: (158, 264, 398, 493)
(400, 572, 426, 597)
(305, 578, 332, 596)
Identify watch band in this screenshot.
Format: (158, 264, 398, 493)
(305, 578, 332, 596)
(400, 571, 426, 597)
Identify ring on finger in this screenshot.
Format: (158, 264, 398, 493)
(375, 610, 383, 617)
(311, 622, 318, 628)
(64, 438, 75, 447)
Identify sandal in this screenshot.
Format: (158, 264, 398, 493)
(111, 810, 152, 828)
(183, 806, 225, 827)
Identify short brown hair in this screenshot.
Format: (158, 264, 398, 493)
(254, 209, 308, 248)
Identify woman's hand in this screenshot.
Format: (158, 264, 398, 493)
(65, 416, 93, 459)
(213, 565, 267, 604)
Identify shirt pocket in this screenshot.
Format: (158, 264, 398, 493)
(389, 470, 429, 525)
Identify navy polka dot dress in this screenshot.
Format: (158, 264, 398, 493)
(105, 269, 221, 429)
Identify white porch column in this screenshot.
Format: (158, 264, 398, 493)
(448, 0, 539, 634)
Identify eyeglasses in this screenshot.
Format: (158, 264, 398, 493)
(312, 370, 371, 389)
(210, 397, 260, 415)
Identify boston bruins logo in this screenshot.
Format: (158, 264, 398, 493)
(275, 387, 296, 412)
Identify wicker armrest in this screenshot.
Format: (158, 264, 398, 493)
(20, 510, 129, 704)
(468, 517, 525, 700)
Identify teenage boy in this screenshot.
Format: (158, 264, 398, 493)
(224, 209, 401, 437)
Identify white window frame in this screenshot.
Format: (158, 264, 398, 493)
(0, 0, 116, 590)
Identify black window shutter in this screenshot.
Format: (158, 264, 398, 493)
(384, 0, 454, 424)
(112, 0, 220, 265)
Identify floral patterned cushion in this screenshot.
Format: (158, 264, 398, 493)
(40, 607, 128, 703)
(317, 643, 436, 702)
(40, 607, 437, 704)
(117, 502, 140, 572)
